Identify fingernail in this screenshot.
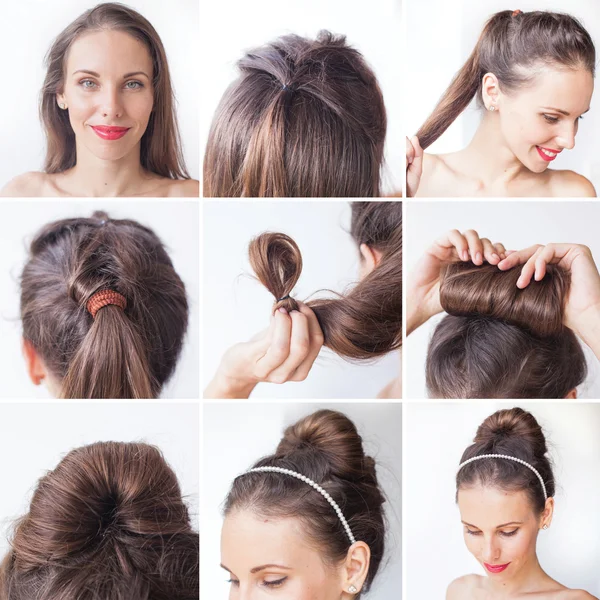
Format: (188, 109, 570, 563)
(278, 307, 287, 314)
(476, 252, 482, 263)
(492, 253, 499, 260)
(462, 250, 469, 261)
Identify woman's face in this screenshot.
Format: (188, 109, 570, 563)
(457, 484, 542, 579)
(496, 66, 593, 173)
(221, 509, 344, 599)
(59, 29, 154, 163)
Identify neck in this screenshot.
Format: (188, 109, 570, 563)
(486, 553, 549, 597)
(66, 143, 149, 197)
(461, 114, 528, 187)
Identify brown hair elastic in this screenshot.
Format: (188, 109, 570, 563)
(512, 9, 523, 17)
(86, 289, 127, 318)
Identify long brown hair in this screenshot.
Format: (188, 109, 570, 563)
(41, 2, 189, 178)
(225, 410, 386, 598)
(0, 442, 199, 599)
(426, 262, 586, 398)
(204, 31, 387, 197)
(248, 202, 402, 358)
(20, 211, 188, 399)
(416, 10, 596, 149)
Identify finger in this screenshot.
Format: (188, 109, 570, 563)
(289, 302, 325, 381)
(480, 238, 500, 265)
(497, 244, 542, 270)
(254, 308, 292, 378)
(410, 135, 424, 174)
(440, 229, 470, 262)
(463, 230, 484, 265)
(265, 309, 311, 384)
(533, 243, 566, 281)
(517, 247, 544, 288)
(406, 136, 415, 166)
(494, 242, 507, 260)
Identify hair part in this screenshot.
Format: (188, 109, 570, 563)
(417, 10, 596, 149)
(41, 2, 189, 178)
(204, 31, 387, 197)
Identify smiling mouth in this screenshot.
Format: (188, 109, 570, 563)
(536, 146, 561, 162)
(483, 562, 511, 574)
(91, 126, 131, 141)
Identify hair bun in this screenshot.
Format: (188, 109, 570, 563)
(440, 262, 569, 336)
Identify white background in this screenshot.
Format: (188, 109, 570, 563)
(404, 201, 600, 399)
(405, 0, 600, 190)
(0, 0, 199, 185)
(200, 0, 403, 194)
(201, 402, 402, 600)
(405, 402, 600, 598)
(203, 201, 400, 398)
(0, 401, 199, 555)
(0, 200, 200, 399)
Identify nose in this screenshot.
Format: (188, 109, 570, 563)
(555, 121, 577, 150)
(98, 84, 124, 120)
(481, 535, 501, 563)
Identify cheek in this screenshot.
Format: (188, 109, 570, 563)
(126, 91, 154, 123)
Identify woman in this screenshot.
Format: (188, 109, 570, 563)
(407, 229, 600, 398)
(0, 441, 199, 599)
(204, 201, 402, 398)
(220, 409, 387, 598)
(1, 3, 198, 198)
(203, 31, 387, 197)
(20, 211, 188, 399)
(448, 407, 597, 599)
(406, 10, 596, 197)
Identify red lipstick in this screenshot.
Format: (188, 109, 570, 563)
(91, 126, 130, 141)
(484, 562, 511, 574)
(536, 146, 562, 162)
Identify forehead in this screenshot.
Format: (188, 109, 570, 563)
(457, 484, 535, 527)
(513, 66, 593, 113)
(221, 509, 327, 573)
(65, 29, 153, 76)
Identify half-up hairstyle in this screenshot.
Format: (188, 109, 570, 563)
(225, 410, 386, 597)
(0, 442, 199, 600)
(457, 407, 554, 513)
(416, 10, 596, 149)
(41, 2, 189, 179)
(426, 262, 586, 398)
(248, 201, 402, 359)
(204, 31, 387, 197)
(20, 211, 188, 399)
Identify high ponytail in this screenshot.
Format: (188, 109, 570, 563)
(20, 211, 188, 399)
(204, 31, 387, 197)
(248, 202, 402, 359)
(416, 10, 595, 150)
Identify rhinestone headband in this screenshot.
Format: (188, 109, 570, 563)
(245, 466, 357, 544)
(457, 454, 548, 500)
(86, 289, 127, 319)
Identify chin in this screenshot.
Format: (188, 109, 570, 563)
(520, 151, 550, 174)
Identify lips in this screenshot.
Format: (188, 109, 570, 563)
(91, 125, 130, 141)
(484, 562, 511, 574)
(536, 145, 562, 162)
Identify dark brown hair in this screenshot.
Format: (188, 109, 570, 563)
(0, 442, 198, 600)
(426, 262, 586, 398)
(416, 10, 596, 149)
(41, 2, 189, 178)
(248, 202, 402, 358)
(20, 211, 188, 399)
(457, 407, 554, 513)
(225, 410, 386, 596)
(204, 31, 387, 197)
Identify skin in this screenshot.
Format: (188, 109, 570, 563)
(408, 66, 596, 198)
(446, 485, 597, 600)
(221, 509, 369, 599)
(1, 29, 198, 198)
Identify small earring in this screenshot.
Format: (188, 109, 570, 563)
(489, 105, 496, 111)
(348, 585, 358, 593)
(59, 103, 67, 110)
(542, 524, 549, 530)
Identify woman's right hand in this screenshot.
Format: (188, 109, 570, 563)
(406, 136, 423, 197)
(204, 302, 324, 399)
(407, 230, 508, 335)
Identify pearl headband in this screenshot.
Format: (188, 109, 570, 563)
(245, 466, 357, 544)
(457, 454, 548, 500)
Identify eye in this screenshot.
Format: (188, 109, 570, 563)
(227, 578, 240, 587)
(542, 114, 559, 123)
(125, 80, 143, 89)
(465, 528, 481, 536)
(79, 79, 97, 89)
(262, 576, 288, 588)
(500, 529, 519, 537)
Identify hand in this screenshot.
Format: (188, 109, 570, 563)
(204, 302, 324, 399)
(406, 135, 423, 197)
(407, 229, 508, 334)
(497, 243, 600, 342)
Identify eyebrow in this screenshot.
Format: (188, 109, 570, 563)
(541, 106, 590, 117)
(72, 69, 150, 79)
(220, 563, 292, 574)
(462, 520, 523, 529)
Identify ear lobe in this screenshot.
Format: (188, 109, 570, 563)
(22, 338, 47, 386)
(359, 243, 383, 279)
(341, 541, 370, 597)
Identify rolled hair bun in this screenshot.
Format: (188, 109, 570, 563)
(1, 442, 199, 599)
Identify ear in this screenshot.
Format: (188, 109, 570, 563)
(565, 388, 578, 399)
(539, 496, 555, 530)
(340, 541, 370, 597)
(481, 72, 501, 111)
(56, 92, 67, 110)
(358, 243, 383, 279)
(22, 338, 47, 386)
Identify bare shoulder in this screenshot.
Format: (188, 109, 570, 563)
(446, 574, 482, 599)
(547, 169, 597, 197)
(565, 591, 598, 600)
(417, 153, 452, 197)
(0, 171, 50, 197)
(165, 178, 200, 198)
